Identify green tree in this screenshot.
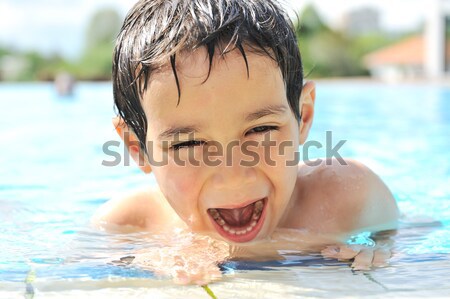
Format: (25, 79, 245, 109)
(79, 8, 122, 80)
(85, 8, 122, 50)
(0, 46, 10, 58)
(296, 4, 330, 38)
(296, 5, 367, 77)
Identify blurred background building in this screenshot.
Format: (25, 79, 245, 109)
(339, 7, 380, 37)
(364, 0, 450, 81)
(425, 0, 450, 78)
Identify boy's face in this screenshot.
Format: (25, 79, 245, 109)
(135, 48, 313, 244)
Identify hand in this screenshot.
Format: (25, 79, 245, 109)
(132, 233, 230, 285)
(321, 243, 392, 270)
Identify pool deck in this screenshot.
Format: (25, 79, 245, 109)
(2, 257, 450, 298)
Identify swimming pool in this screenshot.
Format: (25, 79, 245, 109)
(0, 81, 449, 298)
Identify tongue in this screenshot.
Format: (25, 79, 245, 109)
(217, 202, 255, 227)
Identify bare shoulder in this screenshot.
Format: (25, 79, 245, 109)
(296, 158, 399, 233)
(91, 187, 183, 232)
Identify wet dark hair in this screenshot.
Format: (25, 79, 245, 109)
(113, 0, 303, 153)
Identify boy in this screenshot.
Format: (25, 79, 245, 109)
(93, 0, 399, 284)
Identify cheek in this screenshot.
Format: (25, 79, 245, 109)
(260, 128, 299, 168)
(260, 129, 299, 200)
(168, 169, 195, 194)
(150, 148, 201, 195)
(152, 161, 203, 217)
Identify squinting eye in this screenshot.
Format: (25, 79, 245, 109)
(247, 125, 279, 135)
(171, 140, 205, 151)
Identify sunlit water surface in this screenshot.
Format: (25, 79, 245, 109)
(0, 82, 449, 298)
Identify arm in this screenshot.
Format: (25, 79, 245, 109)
(317, 158, 399, 269)
(91, 188, 184, 232)
(337, 159, 399, 234)
(92, 189, 227, 284)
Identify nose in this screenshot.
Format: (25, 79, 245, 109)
(211, 163, 257, 190)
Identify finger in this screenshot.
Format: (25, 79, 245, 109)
(335, 245, 361, 260)
(321, 245, 361, 260)
(207, 266, 222, 280)
(351, 249, 374, 271)
(321, 245, 339, 258)
(192, 271, 213, 286)
(372, 248, 391, 267)
(194, 271, 215, 286)
(173, 270, 190, 285)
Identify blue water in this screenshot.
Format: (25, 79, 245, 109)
(0, 81, 449, 296)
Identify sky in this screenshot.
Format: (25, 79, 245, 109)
(0, 0, 427, 60)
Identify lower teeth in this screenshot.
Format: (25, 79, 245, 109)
(210, 199, 264, 235)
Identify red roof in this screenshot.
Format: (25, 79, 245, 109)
(364, 35, 424, 67)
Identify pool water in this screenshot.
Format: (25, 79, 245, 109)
(0, 81, 449, 298)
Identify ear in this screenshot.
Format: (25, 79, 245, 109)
(112, 116, 152, 174)
(298, 81, 316, 145)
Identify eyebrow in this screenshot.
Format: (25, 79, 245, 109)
(245, 104, 288, 122)
(158, 125, 200, 140)
(158, 104, 288, 140)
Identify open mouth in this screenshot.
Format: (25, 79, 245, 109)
(207, 198, 267, 243)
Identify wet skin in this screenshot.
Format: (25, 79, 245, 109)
(93, 48, 399, 278)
